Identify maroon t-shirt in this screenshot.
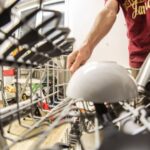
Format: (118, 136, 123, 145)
(106, 0, 150, 68)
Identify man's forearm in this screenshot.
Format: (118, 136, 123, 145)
(84, 1, 118, 52)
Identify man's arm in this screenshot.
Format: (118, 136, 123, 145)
(67, 0, 119, 73)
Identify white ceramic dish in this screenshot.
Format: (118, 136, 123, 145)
(66, 61, 138, 103)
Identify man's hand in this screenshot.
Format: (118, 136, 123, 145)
(67, 43, 92, 73)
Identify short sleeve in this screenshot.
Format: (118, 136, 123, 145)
(104, 0, 120, 13)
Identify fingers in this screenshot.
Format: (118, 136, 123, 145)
(67, 51, 78, 69)
(67, 47, 90, 73)
(70, 54, 86, 73)
(70, 55, 81, 73)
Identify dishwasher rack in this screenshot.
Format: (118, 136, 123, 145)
(0, 1, 81, 149)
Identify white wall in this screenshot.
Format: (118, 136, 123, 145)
(66, 0, 129, 67)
